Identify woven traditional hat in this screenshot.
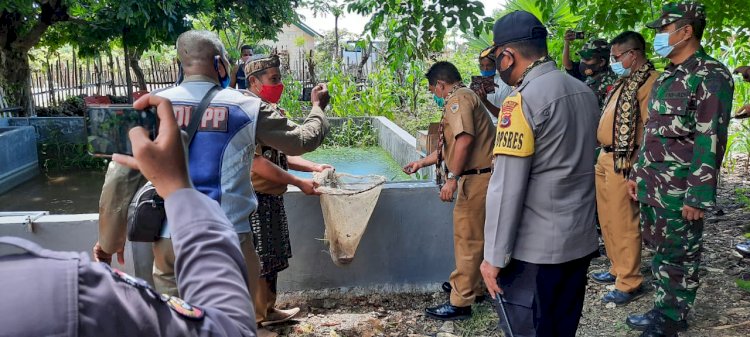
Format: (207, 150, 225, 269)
(245, 52, 280, 76)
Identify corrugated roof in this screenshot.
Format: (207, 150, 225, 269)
(294, 20, 323, 38)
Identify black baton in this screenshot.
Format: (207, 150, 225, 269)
(496, 295, 515, 337)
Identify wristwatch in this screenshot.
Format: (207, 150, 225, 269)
(447, 172, 460, 181)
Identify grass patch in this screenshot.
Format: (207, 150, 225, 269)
(454, 302, 502, 337)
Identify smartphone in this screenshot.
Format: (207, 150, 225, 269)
(86, 105, 157, 157)
(470, 75, 496, 94)
(575, 31, 586, 40)
(300, 86, 313, 102)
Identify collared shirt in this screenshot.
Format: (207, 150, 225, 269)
(485, 74, 514, 124)
(597, 70, 660, 148)
(484, 61, 599, 268)
(442, 87, 495, 172)
(632, 48, 734, 211)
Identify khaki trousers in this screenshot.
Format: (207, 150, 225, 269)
(152, 233, 262, 305)
(448, 174, 490, 307)
(594, 151, 643, 292)
(254, 275, 278, 323)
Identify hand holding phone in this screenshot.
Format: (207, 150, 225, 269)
(471, 76, 496, 95)
(86, 105, 157, 157)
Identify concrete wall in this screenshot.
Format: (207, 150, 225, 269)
(0, 126, 39, 194)
(6, 117, 86, 143)
(0, 182, 454, 291)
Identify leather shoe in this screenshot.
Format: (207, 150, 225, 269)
(736, 240, 750, 258)
(442, 281, 452, 293)
(626, 309, 687, 332)
(602, 286, 648, 306)
(590, 271, 616, 284)
(261, 307, 300, 326)
(425, 302, 472, 321)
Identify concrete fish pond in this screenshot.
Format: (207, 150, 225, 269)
(0, 116, 455, 292)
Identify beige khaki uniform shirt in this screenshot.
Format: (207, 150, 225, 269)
(597, 70, 660, 150)
(442, 87, 495, 172)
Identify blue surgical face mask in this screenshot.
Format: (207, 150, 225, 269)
(433, 94, 445, 108)
(214, 56, 230, 88)
(480, 69, 496, 77)
(610, 62, 631, 77)
(654, 26, 686, 58)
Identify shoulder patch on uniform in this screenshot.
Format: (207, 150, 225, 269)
(165, 296, 205, 320)
(493, 93, 534, 157)
(450, 103, 459, 113)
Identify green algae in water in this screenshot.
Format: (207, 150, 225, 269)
(292, 147, 410, 181)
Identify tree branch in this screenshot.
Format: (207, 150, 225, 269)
(13, 0, 69, 52)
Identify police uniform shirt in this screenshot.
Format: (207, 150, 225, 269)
(486, 75, 513, 125)
(442, 87, 495, 171)
(1, 189, 256, 337)
(484, 61, 599, 268)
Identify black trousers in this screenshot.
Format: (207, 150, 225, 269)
(495, 252, 597, 337)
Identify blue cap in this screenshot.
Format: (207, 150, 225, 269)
(492, 11, 548, 46)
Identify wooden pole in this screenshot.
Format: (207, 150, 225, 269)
(108, 50, 116, 96)
(45, 60, 55, 106)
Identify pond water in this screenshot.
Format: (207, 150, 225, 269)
(292, 147, 411, 182)
(0, 170, 105, 214)
(0, 147, 410, 214)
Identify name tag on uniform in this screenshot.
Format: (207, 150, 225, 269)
(493, 93, 534, 157)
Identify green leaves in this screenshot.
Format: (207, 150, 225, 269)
(350, 0, 489, 67)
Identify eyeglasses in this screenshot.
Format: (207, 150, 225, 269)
(609, 48, 638, 64)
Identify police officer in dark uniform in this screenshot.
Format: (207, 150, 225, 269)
(0, 95, 257, 337)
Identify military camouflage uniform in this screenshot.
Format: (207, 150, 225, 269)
(632, 17, 734, 322)
(578, 39, 618, 109)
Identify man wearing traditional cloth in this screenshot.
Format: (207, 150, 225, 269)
(243, 54, 333, 336)
(589, 31, 660, 306)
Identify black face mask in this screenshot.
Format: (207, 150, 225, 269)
(497, 52, 515, 86)
(579, 61, 601, 77)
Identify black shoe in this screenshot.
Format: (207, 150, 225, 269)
(590, 271, 616, 284)
(736, 240, 750, 258)
(441, 281, 452, 293)
(425, 302, 472, 321)
(626, 309, 688, 332)
(602, 286, 649, 306)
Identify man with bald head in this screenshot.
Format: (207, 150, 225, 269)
(94, 30, 330, 337)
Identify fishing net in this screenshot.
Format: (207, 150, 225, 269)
(313, 169, 386, 266)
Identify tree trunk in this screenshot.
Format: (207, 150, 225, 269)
(126, 49, 147, 91)
(0, 47, 34, 116)
(356, 42, 372, 81)
(334, 15, 340, 62)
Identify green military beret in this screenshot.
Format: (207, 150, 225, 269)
(577, 39, 609, 60)
(646, 1, 706, 29)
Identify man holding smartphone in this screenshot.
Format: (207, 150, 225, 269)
(474, 51, 513, 124)
(95, 30, 330, 337)
(563, 34, 618, 109)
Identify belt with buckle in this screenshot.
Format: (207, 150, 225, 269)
(461, 167, 492, 176)
(601, 145, 637, 153)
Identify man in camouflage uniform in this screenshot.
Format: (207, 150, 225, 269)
(626, 2, 734, 336)
(563, 37, 619, 109)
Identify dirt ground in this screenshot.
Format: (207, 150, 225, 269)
(267, 167, 750, 337)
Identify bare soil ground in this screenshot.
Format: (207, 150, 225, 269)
(268, 167, 750, 337)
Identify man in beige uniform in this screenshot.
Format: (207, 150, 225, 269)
(404, 61, 494, 320)
(93, 31, 330, 333)
(591, 31, 659, 306)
